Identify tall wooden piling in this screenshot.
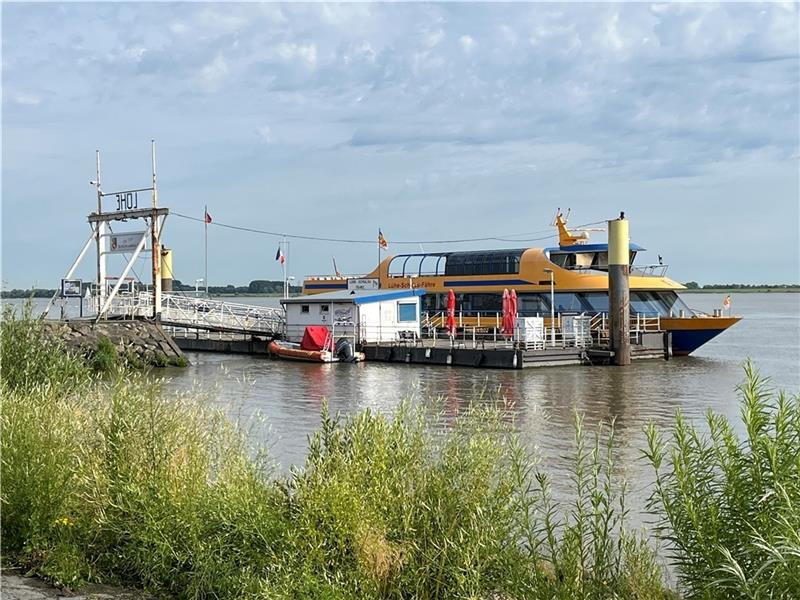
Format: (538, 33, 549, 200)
(608, 213, 631, 365)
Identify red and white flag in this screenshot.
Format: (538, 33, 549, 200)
(275, 245, 285, 265)
(204, 209, 212, 224)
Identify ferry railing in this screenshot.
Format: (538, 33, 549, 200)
(630, 264, 669, 277)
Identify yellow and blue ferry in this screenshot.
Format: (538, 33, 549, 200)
(302, 212, 740, 355)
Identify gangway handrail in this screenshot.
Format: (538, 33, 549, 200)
(106, 292, 286, 336)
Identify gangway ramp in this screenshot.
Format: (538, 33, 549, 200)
(110, 293, 285, 337)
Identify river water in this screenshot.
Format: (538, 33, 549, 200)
(6, 293, 800, 517)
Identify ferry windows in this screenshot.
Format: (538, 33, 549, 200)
(583, 292, 610, 313)
(517, 293, 549, 315)
(398, 303, 417, 322)
(657, 291, 692, 316)
(388, 254, 449, 277)
(552, 292, 584, 312)
(388, 256, 406, 277)
(630, 291, 662, 316)
(301, 305, 310, 314)
(443, 250, 525, 276)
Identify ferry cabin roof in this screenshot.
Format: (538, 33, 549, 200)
(365, 243, 682, 293)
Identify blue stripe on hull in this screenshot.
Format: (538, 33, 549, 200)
(443, 279, 531, 287)
(670, 328, 726, 356)
(304, 283, 348, 290)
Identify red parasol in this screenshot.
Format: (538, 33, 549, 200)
(446, 289, 456, 336)
(502, 288, 511, 336)
(510, 289, 518, 339)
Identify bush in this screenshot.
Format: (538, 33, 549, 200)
(645, 361, 800, 599)
(91, 336, 119, 372)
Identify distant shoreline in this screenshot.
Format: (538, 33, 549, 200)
(682, 288, 800, 294)
(2, 287, 799, 299)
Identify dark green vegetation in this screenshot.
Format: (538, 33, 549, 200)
(646, 362, 800, 599)
(2, 312, 798, 599)
(171, 279, 302, 296)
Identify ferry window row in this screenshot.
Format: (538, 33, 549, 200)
(444, 250, 524, 276)
(421, 291, 692, 317)
(386, 250, 526, 278)
(549, 250, 637, 270)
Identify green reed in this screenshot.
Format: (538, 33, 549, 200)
(645, 360, 800, 599)
(20, 309, 800, 598)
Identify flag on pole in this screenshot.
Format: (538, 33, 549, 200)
(723, 295, 731, 310)
(378, 229, 388, 250)
(204, 209, 212, 224)
(275, 245, 285, 265)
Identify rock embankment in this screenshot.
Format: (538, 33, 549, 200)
(43, 319, 187, 367)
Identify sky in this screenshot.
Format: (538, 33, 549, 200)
(2, 2, 799, 289)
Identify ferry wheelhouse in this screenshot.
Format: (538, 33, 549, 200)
(302, 212, 740, 355)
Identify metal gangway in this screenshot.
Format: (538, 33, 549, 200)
(109, 292, 285, 337)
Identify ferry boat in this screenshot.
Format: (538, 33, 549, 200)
(302, 212, 740, 356)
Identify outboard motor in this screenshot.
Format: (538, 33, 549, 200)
(335, 338, 356, 362)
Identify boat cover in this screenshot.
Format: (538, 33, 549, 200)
(300, 326, 332, 351)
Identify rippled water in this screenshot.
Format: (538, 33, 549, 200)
(6, 293, 799, 515)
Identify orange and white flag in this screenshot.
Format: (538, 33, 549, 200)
(378, 229, 388, 250)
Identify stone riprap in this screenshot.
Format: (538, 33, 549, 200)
(43, 319, 186, 367)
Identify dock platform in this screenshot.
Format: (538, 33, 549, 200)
(168, 328, 671, 369)
(363, 331, 670, 369)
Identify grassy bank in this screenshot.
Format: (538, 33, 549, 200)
(2, 313, 798, 598)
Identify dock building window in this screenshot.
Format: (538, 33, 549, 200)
(398, 303, 417, 322)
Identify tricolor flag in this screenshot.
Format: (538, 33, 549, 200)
(275, 245, 285, 265)
(204, 209, 212, 224)
(723, 295, 731, 310)
(378, 229, 388, 250)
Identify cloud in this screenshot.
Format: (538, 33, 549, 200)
(10, 92, 41, 106)
(198, 54, 228, 89)
(459, 34, 476, 54)
(256, 125, 273, 143)
(1, 2, 797, 286)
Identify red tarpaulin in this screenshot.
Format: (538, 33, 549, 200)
(446, 289, 456, 335)
(300, 326, 332, 351)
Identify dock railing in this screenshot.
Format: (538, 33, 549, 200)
(420, 310, 662, 350)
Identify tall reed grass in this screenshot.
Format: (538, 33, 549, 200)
(645, 361, 800, 599)
(5, 310, 796, 598)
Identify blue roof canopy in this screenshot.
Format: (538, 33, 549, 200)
(281, 288, 425, 306)
(547, 242, 646, 253)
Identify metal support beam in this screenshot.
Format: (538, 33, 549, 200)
(97, 226, 151, 318)
(42, 227, 97, 319)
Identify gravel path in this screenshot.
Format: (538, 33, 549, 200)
(1, 571, 146, 600)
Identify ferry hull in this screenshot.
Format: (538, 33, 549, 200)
(661, 316, 741, 356)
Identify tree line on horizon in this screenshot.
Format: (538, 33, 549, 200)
(0, 279, 302, 298)
(683, 282, 799, 290)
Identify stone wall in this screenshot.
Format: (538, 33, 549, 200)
(44, 319, 187, 367)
